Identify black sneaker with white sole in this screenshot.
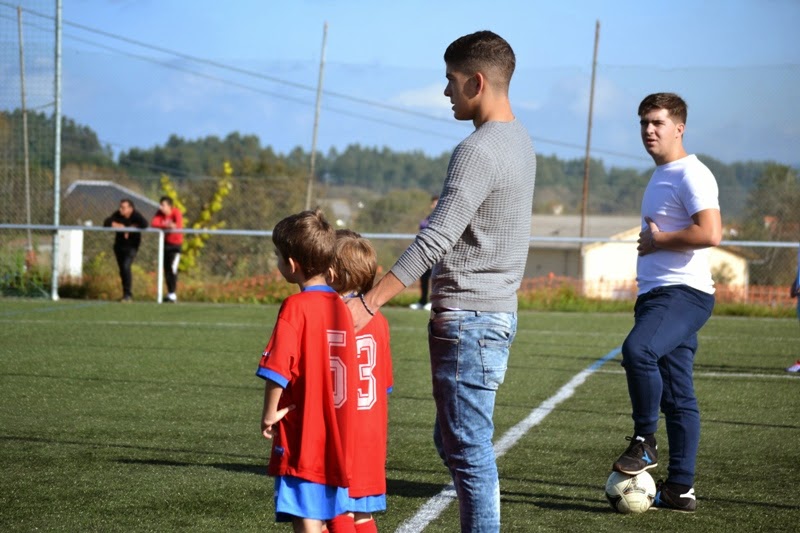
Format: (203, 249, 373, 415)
(651, 480, 697, 512)
(612, 435, 658, 475)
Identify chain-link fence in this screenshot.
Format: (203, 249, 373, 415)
(0, 1, 56, 226)
(1, 2, 798, 306)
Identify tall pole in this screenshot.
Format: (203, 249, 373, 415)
(17, 7, 33, 257)
(50, 0, 63, 301)
(304, 22, 328, 211)
(579, 20, 600, 286)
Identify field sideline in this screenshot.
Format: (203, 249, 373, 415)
(1, 298, 798, 532)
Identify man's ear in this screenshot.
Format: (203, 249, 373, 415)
(472, 71, 486, 96)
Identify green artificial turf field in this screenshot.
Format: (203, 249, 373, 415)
(1, 298, 798, 532)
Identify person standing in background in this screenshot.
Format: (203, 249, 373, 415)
(409, 195, 439, 311)
(103, 198, 148, 302)
(786, 245, 800, 373)
(612, 92, 722, 512)
(151, 196, 184, 303)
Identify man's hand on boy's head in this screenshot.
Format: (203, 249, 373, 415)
(261, 404, 295, 439)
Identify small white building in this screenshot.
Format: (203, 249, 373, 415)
(526, 214, 750, 300)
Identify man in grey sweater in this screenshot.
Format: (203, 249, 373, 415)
(347, 30, 536, 532)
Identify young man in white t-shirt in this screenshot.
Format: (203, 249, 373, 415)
(611, 93, 722, 512)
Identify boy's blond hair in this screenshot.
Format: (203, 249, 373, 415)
(272, 208, 335, 278)
(331, 229, 377, 295)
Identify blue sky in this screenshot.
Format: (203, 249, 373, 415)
(3, 0, 799, 170)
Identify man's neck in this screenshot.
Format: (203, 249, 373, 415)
(473, 100, 514, 129)
(654, 148, 688, 166)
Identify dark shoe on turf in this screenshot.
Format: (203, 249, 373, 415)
(120, 295, 133, 303)
(651, 480, 697, 512)
(612, 435, 658, 475)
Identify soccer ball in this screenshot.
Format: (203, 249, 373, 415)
(605, 471, 656, 514)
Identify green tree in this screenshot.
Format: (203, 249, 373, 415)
(738, 164, 800, 285)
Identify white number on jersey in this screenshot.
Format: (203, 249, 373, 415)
(328, 330, 347, 408)
(356, 334, 377, 410)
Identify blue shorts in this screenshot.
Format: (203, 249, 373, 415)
(346, 494, 387, 514)
(274, 475, 349, 522)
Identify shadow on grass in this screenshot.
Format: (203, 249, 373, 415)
(500, 475, 800, 512)
(501, 491, 609, 513)
(386, 477, 451, 499)
(1, 434, 262, 460)
(113, 459, 455, 501)
(1, 372, 255, 391)
(117, 457, 266, 475)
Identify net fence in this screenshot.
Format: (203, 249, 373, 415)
(1, 225, 797, 312)
(1, 2, 798, 306)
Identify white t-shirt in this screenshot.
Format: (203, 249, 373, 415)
(637, 154, 720, 295)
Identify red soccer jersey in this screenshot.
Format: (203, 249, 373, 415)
(256, 286, 357, 488)
(348, 311, 393, 498)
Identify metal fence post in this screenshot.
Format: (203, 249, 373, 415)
(157, 229, 164, 303)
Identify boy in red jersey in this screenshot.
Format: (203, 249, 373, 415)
(256, 209, 357, 532)
(327, 230, 393, 533)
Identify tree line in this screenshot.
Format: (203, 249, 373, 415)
(2, 109, 797, 231)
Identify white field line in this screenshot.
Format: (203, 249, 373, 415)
(596, 368, 800, 380)
(395, 347, 622, 533)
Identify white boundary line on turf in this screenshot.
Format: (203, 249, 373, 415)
(394, 347, 622, 533)
(596, 368, 800, 380)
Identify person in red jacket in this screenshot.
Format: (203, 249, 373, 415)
(150, 196, 184, 303)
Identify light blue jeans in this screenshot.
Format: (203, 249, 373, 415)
(429, 309, 517, 533)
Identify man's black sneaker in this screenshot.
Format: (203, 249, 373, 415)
(650, 480, 697, 512)
(612, 435, 658, 475)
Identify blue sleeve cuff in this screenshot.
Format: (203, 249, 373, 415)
(256, 367, 289, 388)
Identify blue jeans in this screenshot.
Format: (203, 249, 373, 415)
(621, 285, 714, 486)
(429, 310, 517, 533)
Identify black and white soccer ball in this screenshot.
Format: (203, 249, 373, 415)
(605, 471, 656, 514)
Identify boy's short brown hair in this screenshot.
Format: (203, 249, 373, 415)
(272, 208, 336, 278)
(331, 229, 378, 295)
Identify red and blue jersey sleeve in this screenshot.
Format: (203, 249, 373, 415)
(256, 304, 299, 388)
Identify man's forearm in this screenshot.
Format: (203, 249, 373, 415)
(364, 271, 406, 311)
(652, 209, 721, 251)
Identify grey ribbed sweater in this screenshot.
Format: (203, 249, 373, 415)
(391, 120, 536, 312)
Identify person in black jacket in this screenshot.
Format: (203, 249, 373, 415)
(103, 198, 149, 302)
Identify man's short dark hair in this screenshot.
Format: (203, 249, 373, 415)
(638, 93, 688, 125)
(120, 198, 135, 209)
(444, 30, 516, 90)
(159, 196, 174, 206)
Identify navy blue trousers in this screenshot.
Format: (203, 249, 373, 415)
(621, 285, 714, 486)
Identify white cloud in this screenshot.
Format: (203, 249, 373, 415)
(392, 83, 451, 113)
